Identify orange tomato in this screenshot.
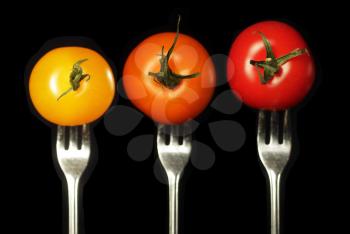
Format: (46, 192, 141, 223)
(123, 33, 216, 124)
(29, 47, 115, 126)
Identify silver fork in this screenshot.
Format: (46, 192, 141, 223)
(257, 110, 292, 234)
(157, 124, 192, 234)
(56, 125, 91, 234)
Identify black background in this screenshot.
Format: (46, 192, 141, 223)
(4, 6, 347, 234)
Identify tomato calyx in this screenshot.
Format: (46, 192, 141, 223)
(148, 16, 200, 89)
(250, 32, 308, 84)
(57, 59, 91, 101)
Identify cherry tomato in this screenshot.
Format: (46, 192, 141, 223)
(29, 47, 115, 126)
(227, 21, 315, 110)
(123, 29, 215, 124)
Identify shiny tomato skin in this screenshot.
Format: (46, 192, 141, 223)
(228, 21, 315, 110)
(123, 33, 216, 124)
(29, 47, 116, 126)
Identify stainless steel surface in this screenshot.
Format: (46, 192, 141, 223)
(157, 124, 192, 234)
(257, 110, 292, 234)
(56, 125, 91, 234)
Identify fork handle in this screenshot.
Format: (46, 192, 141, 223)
(66, 176, 80, 234)
(168, 174, 181, 234)
(268, 171, 282, 234)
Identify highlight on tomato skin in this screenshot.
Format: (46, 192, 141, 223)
(227, 21, 316, 110)
(122, 19, 216, 125)
(29, 47, 116, 126)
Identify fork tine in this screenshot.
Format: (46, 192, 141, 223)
(157, 124, 166, 145)
(57, 126, 66, 149)
(257, 111, 267, 145)
(170, 125, 179, 145)
(182, 123, 192, 147)
(69, 126, 79, 149)
(81, 125, 90, 149)
(282, 110, 292, 143)
(270, 111, 279, 144)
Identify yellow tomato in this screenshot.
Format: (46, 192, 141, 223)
(29, 47, 115, 126)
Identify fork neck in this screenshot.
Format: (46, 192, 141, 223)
(267, 169, 282, 234)
(65, 175, 81, 234)
(167, 172, 182, 234)
(167, 172, 181, 186)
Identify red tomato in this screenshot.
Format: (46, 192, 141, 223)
(227, 21, 315, 110)
(123, 19, 216, 124)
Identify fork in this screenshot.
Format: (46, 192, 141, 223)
(157, 124, 192, 234)
(257, 110, 292, 234)
(56, 125, 91, 234)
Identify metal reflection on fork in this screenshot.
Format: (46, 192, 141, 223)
(157, 124, 192, 234)
(257, 110, 292, 234)
(56, 125, 91, 234)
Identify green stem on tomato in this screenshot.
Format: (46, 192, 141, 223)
(250, 32, 308, 84)
(148, 15, 200, 89)
(57, 59, 90, 101)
